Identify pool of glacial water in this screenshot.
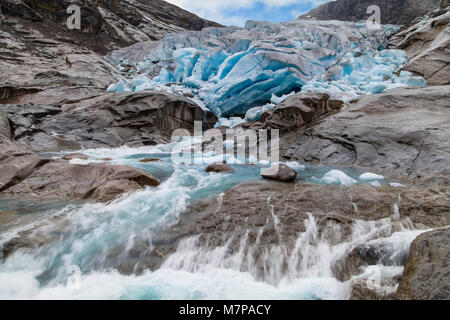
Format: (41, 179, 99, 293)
(0, 145, 416, 300)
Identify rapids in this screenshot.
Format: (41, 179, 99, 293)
(0, 143, 426, 300)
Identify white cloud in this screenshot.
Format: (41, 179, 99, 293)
(166, 0, 331, 26)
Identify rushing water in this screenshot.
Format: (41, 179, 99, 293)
(0, 144, 425, 299)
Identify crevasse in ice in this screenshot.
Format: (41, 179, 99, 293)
(106, 20, 425, 117)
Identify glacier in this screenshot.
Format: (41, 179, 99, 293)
(106, 20, 426, 118)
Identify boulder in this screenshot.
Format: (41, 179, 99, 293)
(397, 227, 450, 300)
(261, 164, 297, 182)
(0, 134, 160, 203)
(257, 93, 344, 133)
(205, 163, 234, 173)
(281, 86, 450, 180)
(0, 134, 47, 192)
(2, 162, 160, 203)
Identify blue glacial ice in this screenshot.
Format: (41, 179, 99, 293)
(106, 20, 426, 117)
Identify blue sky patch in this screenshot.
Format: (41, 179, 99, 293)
(165, 0, 332, 26)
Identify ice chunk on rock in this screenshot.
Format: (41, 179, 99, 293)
(359, 172, 385, 181)
(314, 170, 358, 186)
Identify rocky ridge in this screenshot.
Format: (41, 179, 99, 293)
(389, 6, 450, 85)
(299, 0, 447, 25)
(0, 0, 220, 54)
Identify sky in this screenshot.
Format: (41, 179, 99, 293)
(165, 0, 333, 27)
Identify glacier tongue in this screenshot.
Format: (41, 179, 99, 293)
(106, 20, 425, 117)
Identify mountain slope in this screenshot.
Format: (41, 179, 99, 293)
(299, 0, 446, 25)
(389, 6, 450, 85)
(0, 0, 221, 54)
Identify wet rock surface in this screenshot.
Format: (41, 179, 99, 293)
(261, 164, 297, 182)
(2, 162, 161, 203)
(397, 227, 450, 299)
(0, 0, 217, 207)
(0, 134, 160, 203)
(279, 86, 450, 181)
(3, 179, 448, 281)
(144, 181, 450, 282)
(180, 181, 449, 240)
(205, 163, 234, 173)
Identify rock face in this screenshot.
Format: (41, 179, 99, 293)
(0, 110, 11, 138)
(280, 86, 450, 180)
(397, 227, 450, 300)
(1, 91, 217, 153)
(0, 134, 47, 192)
(247, 93, 344, 133)
(389, 7, 450, 85)
(0, 0, 220, 54)
(299, 0, 444, 25)
(261, 164, 297, 182)
(0, 4, 122, 108)
(0, 134, 160, 203)
(0, 0, 221, 115)
(0, 3, 218, 154)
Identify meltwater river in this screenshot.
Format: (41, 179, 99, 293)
(0, 142, 425, 299)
